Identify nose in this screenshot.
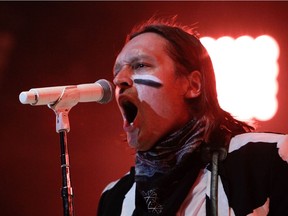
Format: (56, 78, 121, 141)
(113, 68, 133, 94)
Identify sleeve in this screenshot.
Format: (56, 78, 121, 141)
(268, 144, 288, 215)
(224, 132, 288, 215)
(97, 167, 135, 216)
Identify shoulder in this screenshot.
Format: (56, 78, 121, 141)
(98, 167, 135, 216)
(102, 167, 135, 194)
(228, 132, 288, 163)
(222, 132, 288, 215)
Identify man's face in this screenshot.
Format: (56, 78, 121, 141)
(113, 33, 193, 151)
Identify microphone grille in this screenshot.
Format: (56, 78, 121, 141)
(96, 79, 114, 104)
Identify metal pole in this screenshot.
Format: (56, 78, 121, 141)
(59, 130, 74, 216)
(211, 151, 219, 216)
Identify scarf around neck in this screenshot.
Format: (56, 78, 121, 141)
(134, 119, 206, 215)
(135, 119, 205, 179)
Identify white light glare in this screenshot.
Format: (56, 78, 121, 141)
(200, 35, 279, 121)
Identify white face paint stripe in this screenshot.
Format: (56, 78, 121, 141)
(132, 74, 163, 85)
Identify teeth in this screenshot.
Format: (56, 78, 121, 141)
(130, 122, 134, 126)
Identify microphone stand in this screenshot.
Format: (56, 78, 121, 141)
(48, 86, 80, 216)
(210, 148, 227, 216)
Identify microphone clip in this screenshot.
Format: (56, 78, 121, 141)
(48, 86, 79, 133)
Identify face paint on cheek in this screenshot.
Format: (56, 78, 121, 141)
(133, 74, 163, 88)
(127, 127, 140, 149)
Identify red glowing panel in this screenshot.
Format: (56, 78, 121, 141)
(200, 35, 279, 121)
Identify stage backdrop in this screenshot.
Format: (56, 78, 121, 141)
(0, 2, 287, 216)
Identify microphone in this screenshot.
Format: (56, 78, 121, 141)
(19, 79, 114, 105)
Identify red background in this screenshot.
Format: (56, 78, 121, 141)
(0, 2, 287, 216)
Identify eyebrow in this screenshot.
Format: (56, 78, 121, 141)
(113, 55, 156, 77)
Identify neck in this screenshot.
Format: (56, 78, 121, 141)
(135, 119, 206, 180)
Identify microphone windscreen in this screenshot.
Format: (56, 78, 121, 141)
(96, 79, 114, 104)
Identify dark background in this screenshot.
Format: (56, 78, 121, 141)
(0, 2, 287, 216)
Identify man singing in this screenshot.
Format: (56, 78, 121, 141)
(97, 17, 288, 216)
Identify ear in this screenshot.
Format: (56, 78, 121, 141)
(185, 70, 201, 99)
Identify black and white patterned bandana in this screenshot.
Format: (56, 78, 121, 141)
(135, 119, 206, 215)
(135, 119, 205, 179)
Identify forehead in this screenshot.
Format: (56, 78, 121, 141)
(116, 32, 169, 63)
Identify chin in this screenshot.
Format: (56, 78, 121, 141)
(134, 140, 156, 152)
(127, 132, 157, 151)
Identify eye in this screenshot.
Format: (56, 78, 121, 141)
(133, 62, 147, 70)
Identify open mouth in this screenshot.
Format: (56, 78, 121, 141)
(121, 101, 138, 124)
